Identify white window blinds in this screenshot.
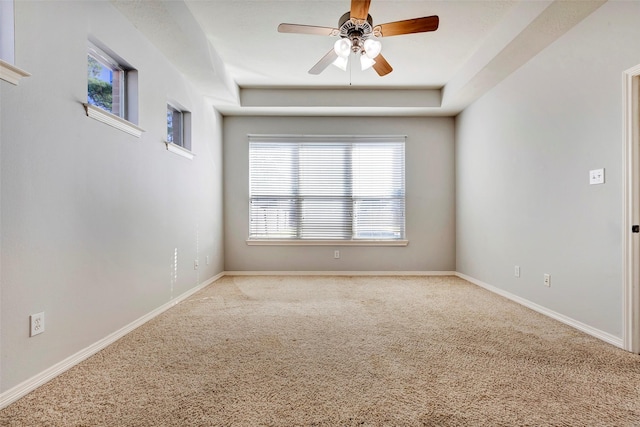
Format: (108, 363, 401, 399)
(249, 135, 405, 241)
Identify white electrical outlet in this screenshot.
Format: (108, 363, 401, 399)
(544, 273, 551, 287)
(515, 266, 520, 278)
(194, 259, 199, 270)
(206, 255, 210, 265)
(589, 168, 605, 185)
(334, 250, 340, 259)
(30, 312, 45, 337)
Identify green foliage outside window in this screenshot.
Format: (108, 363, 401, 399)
(87, 55, 112, 111)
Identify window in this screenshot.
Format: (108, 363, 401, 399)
(167, 104, 192, 149)
(84, 42, 141, 137)
(165, 103, 192, 159)
(87, 44, 126, 118)
(248, 135, 406, 244)
(0, 0, 15, 64)
(0, 0, 30, 85)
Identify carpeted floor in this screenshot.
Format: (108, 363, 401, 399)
(1, 275, 639, 426)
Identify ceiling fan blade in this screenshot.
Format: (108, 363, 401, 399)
(278, 23, 339, 36)
(350, 0, 371, 20)
(372, 54, 393, 76)
(377, 15, 439, 37)
(309, 49, 339, 75)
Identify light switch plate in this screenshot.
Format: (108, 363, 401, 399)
(589, 168, 605, 185)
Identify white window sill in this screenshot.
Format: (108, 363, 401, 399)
(83, 103, 144, 138)
(246, 239, 409, 247)
(0, 60, 30, 85)
(165, 141, 194, 160)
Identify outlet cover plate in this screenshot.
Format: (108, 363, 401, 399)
(589, 168, 605, 185)
(30, 312, 45, 337)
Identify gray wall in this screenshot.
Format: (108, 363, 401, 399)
(0, 1, 224, 392)
(456, 0, 640, 338)
(224, 116, 455, 272)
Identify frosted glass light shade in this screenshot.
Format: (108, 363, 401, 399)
(334, 38, 352, 58)
(332, 55, 349, 71)
(363, 38, 382, 59)
(360, 55, 376, 71)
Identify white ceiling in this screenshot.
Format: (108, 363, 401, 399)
(184, 0, 516, 88)
(112, 0, 607, 115)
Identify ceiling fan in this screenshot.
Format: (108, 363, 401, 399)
(277, 0, 439, 76)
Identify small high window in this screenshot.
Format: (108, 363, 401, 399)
(0, 0, 15, 64)
(84, 42, 141, 137)
(87, 44, 126, 118)
(166, 103, 192, 157)
(0, 0, 30, 85)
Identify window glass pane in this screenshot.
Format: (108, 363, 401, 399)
(353, 143, 404, 197)
(87, 51, 124, 117)
(250, 143, 296, 197)
(353, 198, 404, 239)
(167, 108, 174, 143)
(299, 144, 349, 197)
(300, 198, 351, 239)
(249, 198, 297, 239)
(167, 106, 183, 145)
(0, 0, 15, 64)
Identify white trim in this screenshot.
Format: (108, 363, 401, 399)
(456, 272, 623, 348)
(224, 270, 455, 276)
(248, 134, 407, 143)
(246, 239, 409, 247)
(0, 272, 224, 410)
(165, 141, 194, 160)
(88, 42, 122, 72)
(0, 59, 30, 85)
(623, 64, 640, 353)
(83, 103, 144, 138)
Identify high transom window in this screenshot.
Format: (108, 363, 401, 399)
(248, 135, 406, 243)
(87, 44, 125, 118)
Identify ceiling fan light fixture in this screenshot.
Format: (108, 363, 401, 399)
(332, 55, 349, 71)
(363, 38, 382, 59)
(281, 2, 439, 77)
(360, 54, 376, 71)
(333, 38, 352, 58)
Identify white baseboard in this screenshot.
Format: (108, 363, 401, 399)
(224, 270, 457, 276)
(456, 272, 623, 348)
(0, 272, 225, 410)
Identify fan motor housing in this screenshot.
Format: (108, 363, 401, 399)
(338, 12, 375, 53)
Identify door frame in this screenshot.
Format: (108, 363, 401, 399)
(623, 64, 640, 353)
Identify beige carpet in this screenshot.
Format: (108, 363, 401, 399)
(1, 275, 640, 426)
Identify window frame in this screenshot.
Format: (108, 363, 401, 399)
(247, 134, 408, 247)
